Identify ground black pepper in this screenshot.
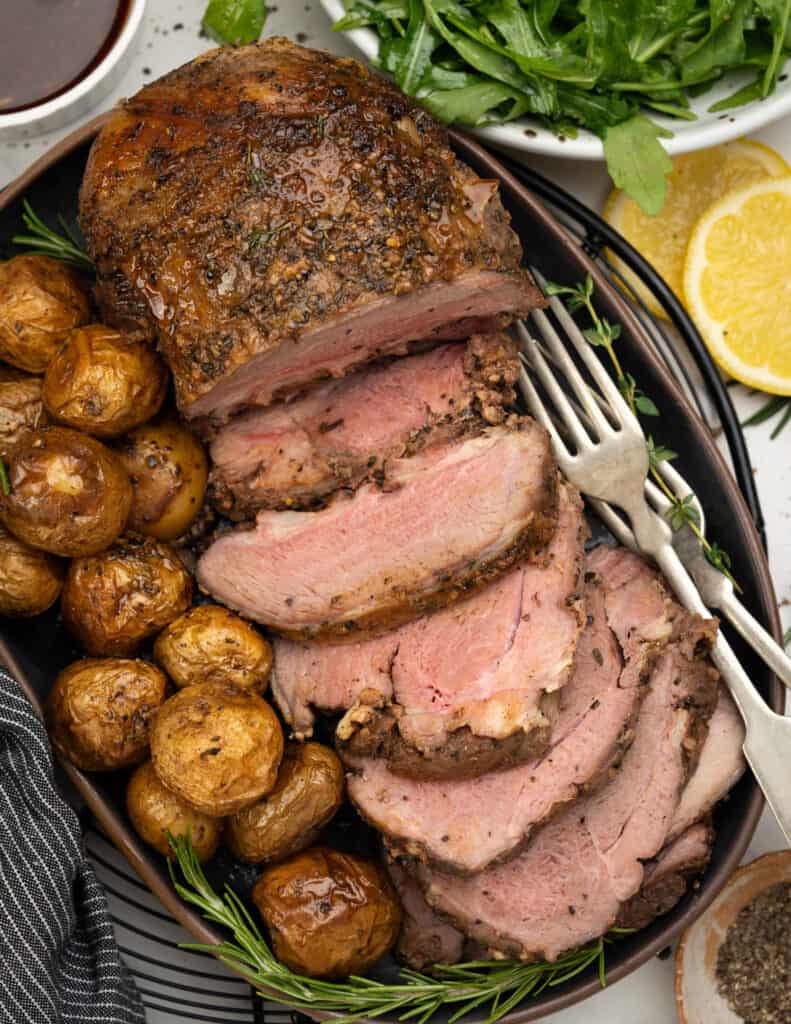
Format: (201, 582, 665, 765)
(715, 882, 791, 1024)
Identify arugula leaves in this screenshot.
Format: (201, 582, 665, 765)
(334, 0, 791, 213)
(202, 0, 267, 46)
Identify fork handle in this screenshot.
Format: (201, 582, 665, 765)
(716, 587, 791, 692)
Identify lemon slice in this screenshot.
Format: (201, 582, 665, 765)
(683, 176, 791, 395)
(603, 140, 790, 319)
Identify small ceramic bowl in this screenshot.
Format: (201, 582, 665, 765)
(676, 850, 791, 1023)
(0, 0, 147, 143)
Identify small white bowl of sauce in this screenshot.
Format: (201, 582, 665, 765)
(0, 0, 147, 141)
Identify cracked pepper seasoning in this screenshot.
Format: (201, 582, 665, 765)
(715, 882, 791, 1024)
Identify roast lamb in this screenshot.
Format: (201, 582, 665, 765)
(346, 560, 636, 872)
(385, 856, 465, 972)
(79, 38, 544, 425)
(197, 418, 558, 641)
(414, 548, 719, 960)
(208, 333, 519, 518)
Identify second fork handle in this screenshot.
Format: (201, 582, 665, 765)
(717, 588, 791, 693)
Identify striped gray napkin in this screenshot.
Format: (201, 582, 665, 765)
(0, 667, 144, 1024)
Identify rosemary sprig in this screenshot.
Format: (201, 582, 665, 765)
(12, 200, 94, 272)
(168, 834, 622, 1024)
(545, 276, 738, 589)
(742, 394, 791, 440)
(0, 458, 9, 497)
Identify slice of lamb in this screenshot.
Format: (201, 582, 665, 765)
(336, 483, 586, 778)
(667, 687, 745, 843)
(208, 334, 519, 517)
(416, 551, 719, 961)
(347, 569, 630, 870)
(385, 855, 465, 971)
(616, 822, 713, 930)
(197, 419, 558, 641)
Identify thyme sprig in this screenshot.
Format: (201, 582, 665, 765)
(12, 200, 94, 272)
(545, 276, 738, 588)
(168, 834, 626, 1024)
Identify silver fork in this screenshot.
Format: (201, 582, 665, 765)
(517, 290, 791, 846)
(595, 461, 791, 692)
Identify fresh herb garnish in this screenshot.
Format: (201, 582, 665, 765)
(334, 0, 791, 213)
(202, 0, 267, 46)
(742, 394, 791, 439)
(12, 200, 94, 272)
(168, 832, 628, 1024)
(0, 458, 9, 497)
(546, 275, 738, 588)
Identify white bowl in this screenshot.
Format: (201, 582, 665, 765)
(320, 0, 791, 160)
(0, 0, 147, 143)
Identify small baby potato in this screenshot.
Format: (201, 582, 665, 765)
(0, 427, 132, 557)
(115, 419, 208, 541)
(126, 760, 222, 863)
(46, 658, 168, 772)
(151, 682, 284, 816)
(227, 742, 344, 864)
(42, 325, 167, 438)
(61, 534, 193, 656)
(0, 524, 63, 617)
(0, 372, 48, 459)
(0, 255, 91, 373)
(154, 605, 272, 692)
(252, 846, 401, 980)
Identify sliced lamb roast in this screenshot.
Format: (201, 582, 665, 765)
(346, 563, 633, 872)
(208, 334, 519, 518)
(616, 823, 713, 930)
(414, 548, 719, 960)
(197, 418, 558, 641)
(386, 855, 465, 971)
(79, 38, 544, 426)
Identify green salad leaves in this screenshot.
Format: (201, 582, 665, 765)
(334, 0, 791, 212)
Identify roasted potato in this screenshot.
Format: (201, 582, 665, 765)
(151, 682, 284, 816)
(0, 372, 48, 459)
(0, 523, 63, 617)
(227, 742, 344, 864)
(0, 427, 132, 557)
(252, 846, 401, 979)
(42, 325, 167, 438)
(126, 759, 222, 863)
(46, 658, 168, 772)
(154, 605, 272, 692)
(61, 534, 192, 656)
(0, 255, 91, 373)
(115, 419, 208, 541)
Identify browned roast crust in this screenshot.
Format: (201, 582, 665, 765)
(79, 37, 543, 420)
(265, 465, 558, 645)
(336, 690, 560, 782)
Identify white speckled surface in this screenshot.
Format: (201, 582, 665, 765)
(1, 3, 789, 1022)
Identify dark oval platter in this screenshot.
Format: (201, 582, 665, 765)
(0, 116, 783, 1023)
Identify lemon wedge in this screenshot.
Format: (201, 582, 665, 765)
(683, 176, 791, 395)
(603, 140, 790, 319)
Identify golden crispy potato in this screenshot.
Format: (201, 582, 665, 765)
(154, 605, 272, 692)
(252, 846, 401, 979)
(0, 372, 48, 459)
(151, 682, 283, 816)
(46, 658, 168, 772)
(227, 742, 344, 864)
(0, 427, 132, 557)
(42, 325, 167, 438)
(0, 523, 63, 617)
(61, 534, 193, 656)
(115, 419, 208, 541)
(0, 256, 91, 373)
(126, 760, 222, 863)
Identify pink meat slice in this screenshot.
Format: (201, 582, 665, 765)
(271, 484, 584, 779)
(385, 856, 465, 971)
(345, 565, 629, 872)
(197, 419, 557, 641)
(416, 549, 719, 960)
(208, 334, 519, 517)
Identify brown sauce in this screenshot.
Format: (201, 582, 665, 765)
(0, 0, 131, 114)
